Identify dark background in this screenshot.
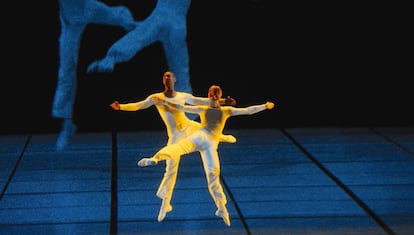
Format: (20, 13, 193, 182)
(2, 1, 411, 134)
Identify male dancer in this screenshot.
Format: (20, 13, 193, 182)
(111, 71, 236, 222)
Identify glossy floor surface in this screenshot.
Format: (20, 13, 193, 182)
(1, 127, 413, 235)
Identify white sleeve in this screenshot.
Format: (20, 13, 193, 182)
(183, 93, 210, 105)
(230, 104, 267, 116)
(119, 95, 155, 111)
(167, 100, 204, 114)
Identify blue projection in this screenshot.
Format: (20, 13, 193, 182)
(87, 0, 192, 93)
(53, 1, 194, 151)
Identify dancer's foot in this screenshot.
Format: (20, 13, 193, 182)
(215, 208, 231, 226)
(220, 134, 237, 144)
(56, 119, 76, 152)
(158, 200, 173, 222)
(87, 57, 115, 73)
(137, 158, 158, 167)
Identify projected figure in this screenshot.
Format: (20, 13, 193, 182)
(110, 71, 237, 222)
(87, 0, 192, 93)
(138, 85, 275, 226)
(52, 0, 136, 151)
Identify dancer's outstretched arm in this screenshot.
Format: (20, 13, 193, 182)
(110, 94, 158, 111)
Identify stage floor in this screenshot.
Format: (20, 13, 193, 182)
(1, 127, 413, 235)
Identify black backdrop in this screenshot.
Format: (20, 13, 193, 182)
(2, 1, 412, 134)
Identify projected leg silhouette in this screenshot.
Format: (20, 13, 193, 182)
(52, 0, 135, 151)
(87, 0, 192, 93)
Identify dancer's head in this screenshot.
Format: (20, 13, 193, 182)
(208, 85, 222, 101)
(163, 71, 176, 90)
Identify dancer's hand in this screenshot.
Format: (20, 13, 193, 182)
(110, 101, 120, 110)
(266, 102, 275, 110)
(224, 96, 237, 106)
